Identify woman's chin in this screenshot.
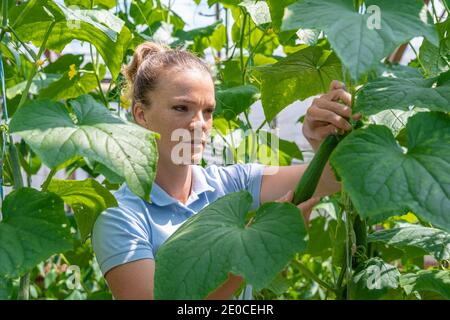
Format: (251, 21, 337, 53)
(191, 151, 203, 165)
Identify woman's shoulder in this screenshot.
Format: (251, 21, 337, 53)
(92, 183, 150, 233)
(195, 163, 265, 198)
(201, 162, 265, 178)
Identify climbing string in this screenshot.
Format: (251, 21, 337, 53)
(0, 50, 10, 204)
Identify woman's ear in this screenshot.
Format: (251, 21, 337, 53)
(132, 102, 148, 127)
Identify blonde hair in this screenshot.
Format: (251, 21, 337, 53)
(122, 41, 212, 109)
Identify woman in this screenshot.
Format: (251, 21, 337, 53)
(92, 41, 356, 300)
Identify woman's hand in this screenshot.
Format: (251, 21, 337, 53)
(302, 80, 360, 151)
(276, 190, 320, 227)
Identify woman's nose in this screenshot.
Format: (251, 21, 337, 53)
(189, 111, 207, 130)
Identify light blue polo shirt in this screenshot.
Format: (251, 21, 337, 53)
(91, 163, 265, 300)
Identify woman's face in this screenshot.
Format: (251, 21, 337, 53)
(133, 67, 216, 165)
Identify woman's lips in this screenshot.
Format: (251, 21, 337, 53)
(187, 140, 205, 145)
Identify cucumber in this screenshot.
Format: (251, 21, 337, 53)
(292, 134, 339, 205)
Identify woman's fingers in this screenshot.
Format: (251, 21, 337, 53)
(307, 105, 352, 132)
(323, 88, 352, 106)
(304, 124, 337, 141)
(312, 98, 352, 118)
(352, 112, 362, 120)
(329, 80, 345, 91)
(274, 191, 320, 227)
(297, 196, 321, 226)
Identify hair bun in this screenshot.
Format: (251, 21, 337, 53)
(121, 41, 168, 102)
(123, 42, 168, 82)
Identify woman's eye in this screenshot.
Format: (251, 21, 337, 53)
(173, 105, 188, 112)
(205, 108, 215, 114)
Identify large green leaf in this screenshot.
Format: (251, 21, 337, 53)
(5, 73, 60, 99)
(368, 224, 450, 261)
(258, 130, 303, 165)
(369, 109, 418, 136)
(207, 0, 240, 7)
(400, 270, 450, 300)
(214, 85, 259, 121)
(0, 278, 11, 299)
(306, 213, 338, 259)
(9, 95, 159, 201)
(47, 178, 118, 242)
(11, 0, 131, 79)
(129, 0, 155, 26)
(154, 191, 307, 299)
(331, 215, 347, 266)
(0, 188, 73, 278)
(419, 38, 449, 77)
(39, 63, 105, 100)
(42, 54, 84, 74)
(330, 112, 450, 231)
(232, 129, 303, 166)
(174, 20, 225, 54)
(281, 0, 438, 80)
(355, 71, 450, 116)
(63, 239, 94, 269)
(350, 258, 401, 300)
(239, 0, 271, 26)
(230, 5, 279, 56)
(266, 0, 297, 31)
(64, 0, 116, 9)
(254, 43, 342, 122)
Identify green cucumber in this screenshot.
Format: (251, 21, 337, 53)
(292, 134, 339, 205)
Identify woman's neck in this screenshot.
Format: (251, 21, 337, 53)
(154, 159, 192, 204)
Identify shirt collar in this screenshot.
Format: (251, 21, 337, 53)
(122, 165, 215, 207)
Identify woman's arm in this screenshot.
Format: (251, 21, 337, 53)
(105, 259, 155, 300)
(104, 190, 316, 300)
(260, 80, 358, 205)
(104, 259, 245, 300)
(260, 163, 340, 204)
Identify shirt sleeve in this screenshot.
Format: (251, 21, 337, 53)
(91, 204, 154, 276)
(215, 163, 265, 210)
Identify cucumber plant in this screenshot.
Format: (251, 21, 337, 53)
(0, 0, 449, 300)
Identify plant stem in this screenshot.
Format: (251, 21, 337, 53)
(216, 131, 233, 151)
(7, 25, 37, 61)
(8, 141, 23, 190)
(239, 10, 248, 85)
(408, 42, 427, 76)
(430, 0, 439, 22)
(18, 274, 30, 300)
(1, 0, 31, 301)
(243, 29, 267, 73)
(1, 0, 7, 28)
(443, 0, 450, 14)
(243, 110, 252, 130)
(353, 214, 367, 267)
(9, 142, 28, 302)
(227, 121, 237, 162)
(8, 13, 54, 301)
(335, 263, 346, 294)
(11, 0, 38, 29)
(225, 7, 229, 57)
(343, 192, 354, 300)
(8, 140, 29, 299)
(17, 21, 56, 110)
(90, 44, 108, 107)
(292, 260, 336, 293)
(255, 119, 267, 132)
(243, 111, 252, 162)
(25, 149, 32, 187)
(0, 0, 8, 41)
(41, 167, 57, 192)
